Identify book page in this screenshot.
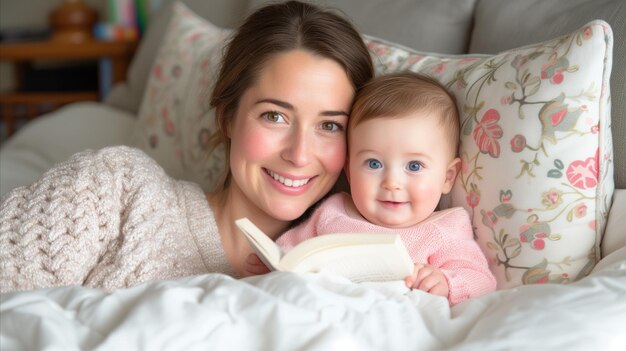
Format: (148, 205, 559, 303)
(280, 233, 414, 282)
(234, 218, 282, 270)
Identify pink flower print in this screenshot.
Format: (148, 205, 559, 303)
(551, 70, 564, 84)
(566, 156, 598, 189)
(500, 95, 513, 105)
(473, 109, 503, 158)
(539, 95, 583, 144)
(531, 274, 549, 284)
(186, 31, 202, 43)
(406, 55, 424, 66)
(198, 128, 211, 150)
(368, 43, 390, 57)
(433, 63, 446, 74)
(531, 234, 547, 250)
(460, 57, 480, 65)
(200, 59, 211, 71)
(519, 216, 551, 250)
(574, 203, 587, 218)
(510, 134, 526, 153)
(519, 230, 529, 243)
(153, 64, 164, 82)
(500, 190, 512, 203)
(591, 125, 599, 134)
(163, 118, 175, 136)
(161, 106, 175, 136)
(542, 188, 563, 209)
(588, 220, 596, 231)
(549, 107, 567, 127)
(540, 57, 569, 85)
(519, 221, 551, 251)
(481, 209, 498, 228)
(467, 191, 480, 208)
(582, 26, 593, 40)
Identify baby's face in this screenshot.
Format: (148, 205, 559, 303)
(347, 112, 458, 228)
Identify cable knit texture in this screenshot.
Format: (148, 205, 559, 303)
(277, 193, 497, 305)
(0, 146, 235, 293)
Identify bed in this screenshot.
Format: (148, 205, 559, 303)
(1, 247, 625, 350)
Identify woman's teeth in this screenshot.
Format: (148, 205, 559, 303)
(268, 170, 310, 187)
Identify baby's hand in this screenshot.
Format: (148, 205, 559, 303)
(405, 264, 449, 298)
(244, 253, 271, 276)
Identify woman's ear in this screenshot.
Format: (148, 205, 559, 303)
(216, 106, 232, 138)
(224, 114, 232, 138)
(442, 157, 461, 194)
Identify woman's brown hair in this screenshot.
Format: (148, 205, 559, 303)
(209, 0, 374, 191)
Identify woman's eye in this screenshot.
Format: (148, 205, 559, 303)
(407, 161, 422, 172)
(262, 111, 286, 123)
(320, 121, 343, 132)
(367, 159, 382, 169)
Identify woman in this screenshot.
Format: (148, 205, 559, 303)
(0, 1, 373, 292)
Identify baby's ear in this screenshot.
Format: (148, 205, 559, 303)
(442, 157, 461, 194)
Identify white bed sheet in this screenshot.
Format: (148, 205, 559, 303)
(1, 248, 625, 351)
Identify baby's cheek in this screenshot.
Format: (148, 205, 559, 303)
(412, 182, 442, 207)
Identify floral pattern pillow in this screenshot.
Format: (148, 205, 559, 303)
(132, 2, 231, 191)
(365, 20, 614, 289)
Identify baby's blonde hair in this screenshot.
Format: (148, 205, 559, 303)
(349, 71, 460, 158)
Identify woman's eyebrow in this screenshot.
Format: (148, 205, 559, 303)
(256, 98, 294, 110)
(320, 110, 349, 117)
(256, 98, 348, 117)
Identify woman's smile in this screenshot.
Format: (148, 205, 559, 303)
(265, 168, 314, 188)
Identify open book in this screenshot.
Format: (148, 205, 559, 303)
(235, 218, 414, 283)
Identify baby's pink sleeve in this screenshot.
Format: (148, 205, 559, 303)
(429, 208, 497, 305)
(276, 204, 326, 250)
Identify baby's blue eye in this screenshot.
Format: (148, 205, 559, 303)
(367, 159, 382, 169)
(407, 161, 422, 172)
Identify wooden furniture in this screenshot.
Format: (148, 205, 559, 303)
(0, 39, 137, 136)
(49, 0, 99, 44)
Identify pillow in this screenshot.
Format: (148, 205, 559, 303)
(365, 20, 614, 289)
(470, 0, 626, 190)
(132, 2, 230, 191)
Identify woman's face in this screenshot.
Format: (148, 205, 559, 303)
(228, 50, 354, 221)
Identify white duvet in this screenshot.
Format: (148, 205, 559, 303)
(2, 248, 626, 351)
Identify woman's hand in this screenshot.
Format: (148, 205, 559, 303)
(244, 253, 271, 276)
(405, 264, 449, 298)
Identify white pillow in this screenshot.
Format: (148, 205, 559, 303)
(365, 20, 614, 289)
(132, 2, 230, 191)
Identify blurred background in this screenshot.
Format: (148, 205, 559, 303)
(0, 0, 157, 141)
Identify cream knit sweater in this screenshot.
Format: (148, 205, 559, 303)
(0, 146, 236, 293)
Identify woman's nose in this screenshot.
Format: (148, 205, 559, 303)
(281, 129, 311, 166)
